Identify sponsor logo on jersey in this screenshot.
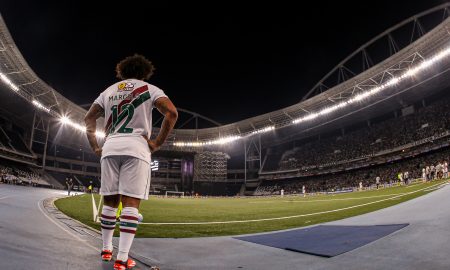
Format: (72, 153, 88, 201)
(118, 82, 135, 91)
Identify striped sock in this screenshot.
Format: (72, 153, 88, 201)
(101, 205, 117, 251)
(117, 207, 139, 261)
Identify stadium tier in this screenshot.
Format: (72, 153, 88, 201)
(0, 116, 34, 156)
(1, 7, 450, 196)
(256, 146, 450, 196)
(1, 85, 449, 196)
(0, 157, 60, 188)
(5, 4, 450, 270)
(264, 92, 450, 173)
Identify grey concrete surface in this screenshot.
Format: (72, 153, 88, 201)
(0, 185, 149, 270)
(1, 183, 449, 270)
(131, 183, 450, 270)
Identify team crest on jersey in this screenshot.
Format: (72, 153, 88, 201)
(118, 82, 135, 91)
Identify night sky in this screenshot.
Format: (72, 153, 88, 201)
(0, 1, 445, 124)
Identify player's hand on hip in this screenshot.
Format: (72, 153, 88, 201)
(94, 147, 102, 157)
(142, 135, 160, 153)
(147, 140, 160, 153)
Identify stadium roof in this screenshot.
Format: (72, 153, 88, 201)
(1, 4, 450, 151)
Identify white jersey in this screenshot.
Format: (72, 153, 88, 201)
(436, 164, 442, 172)
(94, 79, 167, 163)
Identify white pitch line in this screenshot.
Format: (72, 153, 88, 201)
(422, 184, 446, 192)
(249, 186, 429, 204)
(249, 193, 408, 204)
(140, 182, 442, 225)
(0, 195, 12, 200)
(283, 193, 401, 203)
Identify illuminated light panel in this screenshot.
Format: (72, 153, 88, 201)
(3, 44, 450, 148)
(251, 125, 275, 135)
(95, 131, 106, 138)
(151, 160, 159, 171)
(0, 73, 106, 138)
(173, 135, 241, 147)
(0, 72, 19, 92)
(59, 116, 105, 138)
(292, 47, 450, 125)
(32, 100, 51, 112)
(60, 116, 70, 124)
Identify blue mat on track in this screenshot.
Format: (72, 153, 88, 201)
(235, 224, 408, 257)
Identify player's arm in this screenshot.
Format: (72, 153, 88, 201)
(84, 103, 104, 157)
(145, 97, 178, 152)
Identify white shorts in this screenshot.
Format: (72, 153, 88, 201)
(100, 155, 151, 200)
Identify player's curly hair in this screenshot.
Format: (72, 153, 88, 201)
(115, 54, 155, 80)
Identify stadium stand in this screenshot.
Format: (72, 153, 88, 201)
(0, 117, 33, 154)
(1, 5, 450, 199)
(267, 92, 450, 173)
(0, 157, 53, 187)
(76, 175, 100, 187)
(256, 142, 450, 196)
(46, 171, 73, 187)
(45, 171, 100, 190)
(252, 91, 450, 196)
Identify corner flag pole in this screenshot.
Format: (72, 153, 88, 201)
(91, 193, 103, 223)
(96, 195, 103, 223)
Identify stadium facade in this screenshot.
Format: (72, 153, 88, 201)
(1, 4, 450, 195)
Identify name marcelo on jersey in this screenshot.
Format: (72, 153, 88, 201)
(109, 93, 134, 102)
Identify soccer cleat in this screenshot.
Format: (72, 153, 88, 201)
(101, 250, 113, 262)
(114, 258, 136, 270)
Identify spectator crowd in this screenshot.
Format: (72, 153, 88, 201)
(277, 95, 450, 171)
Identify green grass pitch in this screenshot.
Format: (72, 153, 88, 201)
(55, 180, 445, 238)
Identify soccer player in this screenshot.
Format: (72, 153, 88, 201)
(443, 161, 448, 178)
(430, 165, 435, 180)
(397, 172, 403, 185)
(302, 185, 306, 197)
(375, 176, 380, 189)
(65, 177, 73, 196)
(84, 54, 178, 270)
